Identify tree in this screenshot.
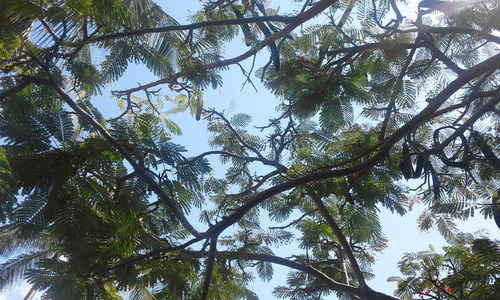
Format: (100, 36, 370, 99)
(0, 0, 498, 299)
(390, 233, 499, 300)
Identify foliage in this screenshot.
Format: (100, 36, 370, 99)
(0, 0, 499, 300)
(389, 233, 500, 300)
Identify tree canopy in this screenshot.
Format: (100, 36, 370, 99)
(391, 232, 499, 300)
(0, 0, 499, 299)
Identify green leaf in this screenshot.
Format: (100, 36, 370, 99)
(164, 118, 182, 135)
(256, 261, 273, 282)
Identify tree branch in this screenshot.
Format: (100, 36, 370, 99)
(426, 41, 464, 74)
(208, 109, 287, 170)
(183, 249, 361, 297)
(113, 0, 339, 96)
(181, 150, 258, 165)
(0, 76, 50, 102)
(325, 41, 429, 57)
(431, 89, 499, 118)
(199, 236, 218, 300)
(430, 95, 499, 154)
(85, 15, 297, 44)
(307, 190, 368, 293)
(401, 25, 500, 44)
(41, 68, 200, 237)
(268, 209, 316, 230)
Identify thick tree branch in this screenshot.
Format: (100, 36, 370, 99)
(378, 99, 396, 142)
(199, 236, 218, 300)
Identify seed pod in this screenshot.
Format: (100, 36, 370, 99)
(474, 134, 500, 169)
(413, 155, 425, 178)
(255, 21, 280, 72)
(493, 188, 500, 230)
(430, 166, 441, 201)
(231, 6, 254, 46)
(196, 94, 204, 121)
(399, 143, 413, 180)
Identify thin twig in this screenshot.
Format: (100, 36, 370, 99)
(269, 209, 317, 230)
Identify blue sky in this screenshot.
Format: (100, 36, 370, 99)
(1, 0, 499, 299)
